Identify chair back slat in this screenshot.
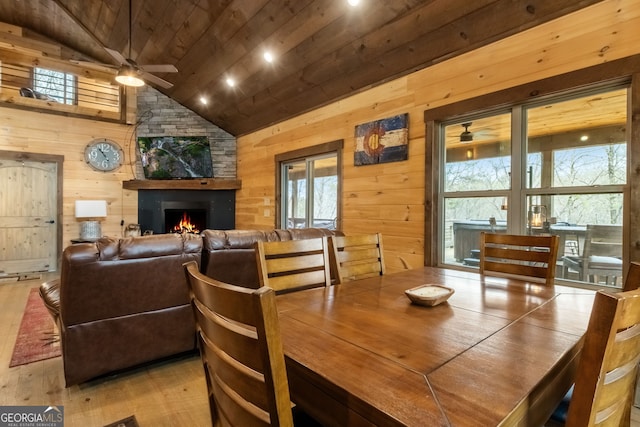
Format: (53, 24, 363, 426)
(183, 261, 294, 427)
(479, 232, 559, 285)
(328, 233, 385, 284)
(264, 270, 331, 293)
(482, 260, 550, 280)
(264, 253, 327, 275)
(256, 237, 332, 293)
(193, 298, 263, 372)
(484, 246, 556, 263)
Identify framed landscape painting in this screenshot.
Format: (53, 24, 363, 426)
(354, 113, 409, 166)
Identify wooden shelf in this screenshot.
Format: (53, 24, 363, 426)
(122, 179, 241, 191)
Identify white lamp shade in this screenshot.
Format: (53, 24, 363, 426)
(75, 200, 107, 218)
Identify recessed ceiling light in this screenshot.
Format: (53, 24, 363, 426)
(580, 135, 589, 141)
(347, 0, 360, 6)
(199, 96, 208, 105)
(263, 51, 274, 63)
(226, 78, 235, 87)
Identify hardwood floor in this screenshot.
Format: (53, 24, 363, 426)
(2, 275, 640, 426)
(0, 275, 210, 427)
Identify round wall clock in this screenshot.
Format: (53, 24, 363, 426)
(84, 139, 124, 172)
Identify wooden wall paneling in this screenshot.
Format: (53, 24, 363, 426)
(410, 2, 640, 109)
(236, 1, 640, 274)
(0, 28, 123, 120)
(0, 106, 136, 258)
(0, 28, 62, 58)
(629, 71, 640, 274)
(0, 48, 115, 81)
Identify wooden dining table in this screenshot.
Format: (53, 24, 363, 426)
(276, 266, 596, 427)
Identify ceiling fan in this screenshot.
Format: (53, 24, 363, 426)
(460, 122, 473, 142)
(458, 122, 500, 142)
(74, 0, 177, 89)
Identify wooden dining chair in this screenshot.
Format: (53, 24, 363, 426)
(547, 279, 640, 426)
(479, 232, 559, 285)
(624, 261, 640, 292)
(183, 260, 320, 427)
(328, 233, 385, 284)
(256, 237, 332, 293)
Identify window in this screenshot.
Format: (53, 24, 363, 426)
(281, 154, 338, 229)
(33, 67, 77, 105)
(276, 141, 342, 230)
(440, 86, 628, 287)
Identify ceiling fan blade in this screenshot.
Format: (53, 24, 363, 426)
(104, 47, 128, 66)
(140, 64, 178, 73)
(141, 71, 174, 89)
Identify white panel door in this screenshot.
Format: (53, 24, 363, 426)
(0, 159, 57, 275)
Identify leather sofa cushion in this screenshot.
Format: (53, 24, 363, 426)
(203, 229, 278, 250)
(288, 227, 338, 239)
(97, 233, 202, 260)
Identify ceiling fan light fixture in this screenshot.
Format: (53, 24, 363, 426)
(115, 67, 145, 87)
(460, 122, 473, 142)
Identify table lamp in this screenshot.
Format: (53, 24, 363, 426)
(75, 200, 107, 240)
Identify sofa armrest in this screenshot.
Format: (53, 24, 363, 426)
(39, 278, 61, 324)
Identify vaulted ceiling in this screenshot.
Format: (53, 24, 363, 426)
(0, 0, 603, 136)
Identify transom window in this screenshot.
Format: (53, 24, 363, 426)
(33, 67, 77, 105)
(439, 85, 628, 287)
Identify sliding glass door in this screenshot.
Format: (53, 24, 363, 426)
(440, 85, 628, 287)
(281, 153, 338, 229)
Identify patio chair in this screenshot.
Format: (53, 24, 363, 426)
(562, 224, 622, 285)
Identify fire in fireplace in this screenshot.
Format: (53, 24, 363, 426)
(164, 209, 206, 234)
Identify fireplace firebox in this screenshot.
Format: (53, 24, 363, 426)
(137, 189, 235, 234)
(165, 208, 206, 234)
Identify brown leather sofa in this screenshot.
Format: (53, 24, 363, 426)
(40, 233, 202, 386)
(201, 227, 342, 288)
(39, 228, 339, 386)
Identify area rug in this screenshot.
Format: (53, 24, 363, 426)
(9, 287, 60, 367)
(104, 415, 139, 427)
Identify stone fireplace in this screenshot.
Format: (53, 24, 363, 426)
(136, 189, 235, 235)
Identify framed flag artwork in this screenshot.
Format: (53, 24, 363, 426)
(354, 113, 409, 166)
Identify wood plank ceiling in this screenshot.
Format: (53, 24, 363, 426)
(0, 0, 604, 136)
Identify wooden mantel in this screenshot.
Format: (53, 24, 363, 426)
(122, 178, 241, 191)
